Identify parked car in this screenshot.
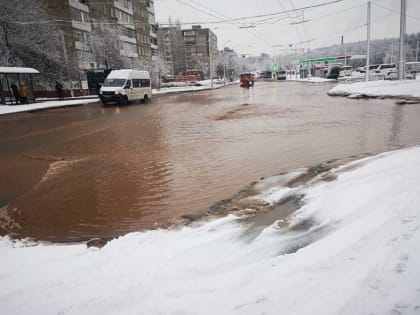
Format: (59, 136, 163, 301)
(358, 64, 379, 73)
(326, 63, 342, 79)
(240, 73, 255, 87)
(277, 70, 287, 80)
(385, 70, 415, 80)
(339, 65, 352, 77)
(375, 63, 397, 76)
(99, 69, 152, 105)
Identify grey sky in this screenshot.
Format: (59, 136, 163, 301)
(155, 0, 420, 56)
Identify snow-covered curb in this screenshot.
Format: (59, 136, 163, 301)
(0, 98, 99, 115)
(153, 80, 233, 95)
(328, 79, 420, 100)
(1, 146, 420, 314)
(287, 76, 336, 83)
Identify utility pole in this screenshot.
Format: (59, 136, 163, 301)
(398, 0, 407, 80)
(342, 35, 347, 66)
(208, 37, 213, 89)
(60, 30, 74, 97)
(223, 64, 227, 86)
(390, 44, 394, 63)
(416, 40, 419, 62)
(366, 1, 371, 82)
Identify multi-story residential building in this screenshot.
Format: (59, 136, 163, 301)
(43, 0, 157, 72)
(89, 0, 139, 61)
(157, 26, 186, 76)
(133, 0, 151, 60)
(146, 0, 158, 60)
(43, 0, 95, 71)
(182, 25, 218, 78)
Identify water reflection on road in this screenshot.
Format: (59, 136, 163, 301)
(1, 81, 420, 241)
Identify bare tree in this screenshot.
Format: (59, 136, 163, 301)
(87, 21, 130, 69)
(0, 0, 66, 86)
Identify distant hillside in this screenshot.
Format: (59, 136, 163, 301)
(277, 32, 420, 67)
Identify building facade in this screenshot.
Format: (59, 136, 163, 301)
(156, 26, 186, 76)
(43, 0, 157, 73)
(182, 25, 218, 78)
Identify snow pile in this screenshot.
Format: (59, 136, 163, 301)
(0, 98, 99, 115)
(1, 147, 420, 314)
(328, 78, 420, 99)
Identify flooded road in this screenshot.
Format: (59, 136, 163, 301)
(1, 81, 420, 242)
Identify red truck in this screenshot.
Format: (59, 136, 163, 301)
(240, 73, 254, 87)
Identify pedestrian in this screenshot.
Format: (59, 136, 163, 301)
(19, 82, 29, 104)
(55, 81, 64, 99)
(11, 82, 20, 105)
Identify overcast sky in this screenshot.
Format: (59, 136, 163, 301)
(155, 0, 420, 56)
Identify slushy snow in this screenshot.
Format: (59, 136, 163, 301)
(1, 147, 420, 315)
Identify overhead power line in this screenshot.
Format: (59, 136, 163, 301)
(371, 1, 420, 21)
(158, 0, 343, 25)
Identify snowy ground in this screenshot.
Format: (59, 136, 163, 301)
(1, 146, 420, 315)
(328, 78, 420, 99)
(0, 98, 99, 115)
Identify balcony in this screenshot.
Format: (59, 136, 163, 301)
(72, 21, 91, 32)
(120, 50, 139, 58)
(75, 41, 90, 51)
(114, 0, 134, 15)
(69, 0, 89, 12)
(117, 20, 135, 30)
(119, 35, 137, 44)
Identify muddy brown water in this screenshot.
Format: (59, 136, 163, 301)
(1, 81, 420, 242)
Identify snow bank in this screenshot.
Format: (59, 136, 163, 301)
(0, 98, 99, 115)
(1, 146, 420, 314)
(328, 78, 420, 99)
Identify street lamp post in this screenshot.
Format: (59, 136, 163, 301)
(209, 39, 213, 89)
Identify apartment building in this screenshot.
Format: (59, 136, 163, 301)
(43, 0, 157, 72)
(43, 0, 94, 71)
(146, 1, 158, 60)
(182, 25, 218, 78)
(156, 26, 187, 76)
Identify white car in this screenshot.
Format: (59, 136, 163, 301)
(385, 70, 415, 80)
(339, 65, 352, 77)
(375, 64, 397, 76)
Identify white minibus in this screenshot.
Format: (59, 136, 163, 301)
(99, 69, 152, 105)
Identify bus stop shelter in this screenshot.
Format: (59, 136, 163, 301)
(0, 67, 39, 105)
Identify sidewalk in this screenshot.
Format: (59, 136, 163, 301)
(0, 98, 100, 115)
(1, 80, 234, 115)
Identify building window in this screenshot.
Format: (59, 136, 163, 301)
(71, 7, 89, 23)
(74, 30, 88, 43)
(115, 8, 133, 23)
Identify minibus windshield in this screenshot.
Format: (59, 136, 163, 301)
(103, 79, 126, 87)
